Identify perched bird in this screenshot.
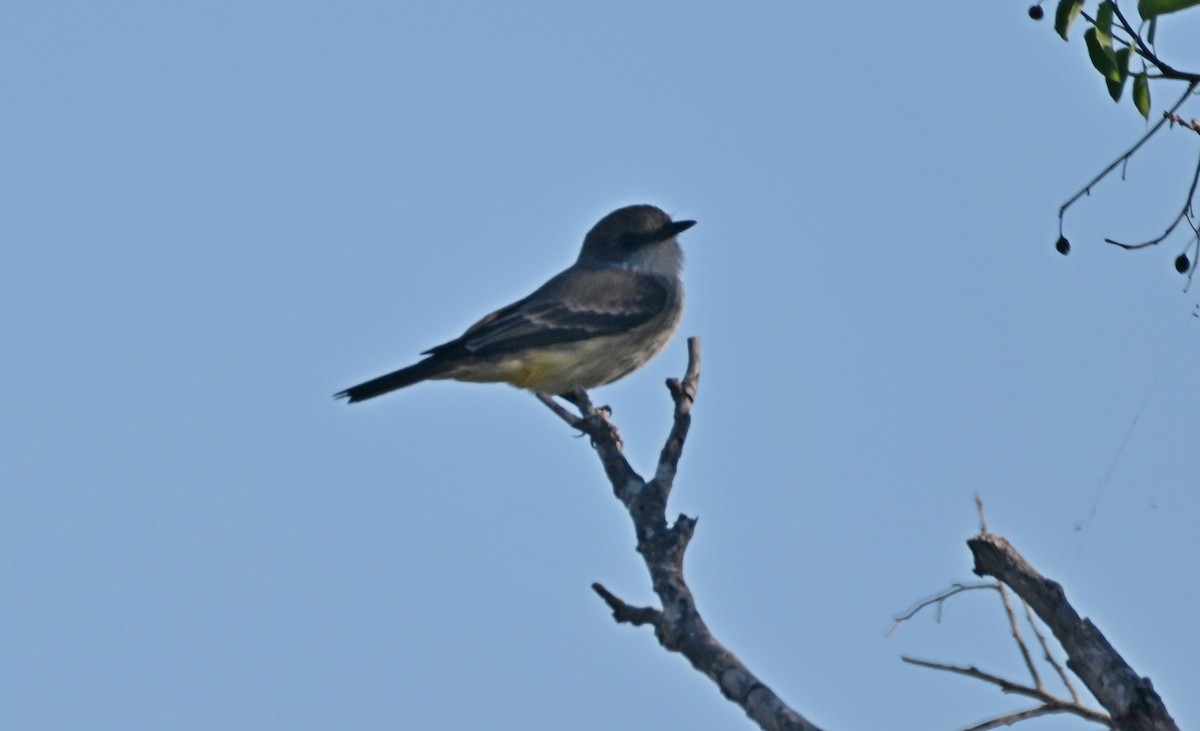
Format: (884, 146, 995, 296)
(335, 204, 694, 403)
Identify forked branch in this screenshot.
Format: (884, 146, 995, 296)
(539, 337, 823, 731)
(893, 499, 1178, 731)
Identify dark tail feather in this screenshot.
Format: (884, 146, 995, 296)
(334, 358, 449, 403)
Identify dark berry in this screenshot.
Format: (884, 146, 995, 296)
(1175, 253, 1190, 273)
(1028, 5, 1044, 20)
(1055, 236, 1070, 255)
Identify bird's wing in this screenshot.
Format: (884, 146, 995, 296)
(422, 267, 671, 357)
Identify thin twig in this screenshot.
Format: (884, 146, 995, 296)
(654, 336, 701, 495)
(902, 658, 1115, 728)
(1105, 148, 1200, 249)
(1183, 235, 1200, 291)
(903, 658, 1055, 703)
(592, 582, 662, 627)
(886, 582, 999, 635)
(1166, 113, 1200, 135)
(964, 704, 1108, 731)
(1059, 81, 1199, 234)
(975, 493, 989, 534)
(975, 498, 1042, 690)
(1024, 600, 1082, 703)
(1110, 2, 1200, 83)
(997, 582, 1043, 690)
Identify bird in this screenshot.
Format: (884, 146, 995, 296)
(335, 204, 694, 404)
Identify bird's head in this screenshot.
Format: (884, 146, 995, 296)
(577, 204, 695, 275)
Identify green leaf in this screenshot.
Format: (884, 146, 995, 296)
(1084, 27, 1120, 82)
(1133, 72, 1151, 118)
(1107, 47, 1131, 101)
(1055, 0, 1084, 39)
(1138, 0, 1200, 19)
(1096, 1, 1114, 36)
(1147, 17, 1157, 44)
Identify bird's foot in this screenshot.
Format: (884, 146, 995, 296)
(559, 388, 591, 411)
(560, 388, 612, 417)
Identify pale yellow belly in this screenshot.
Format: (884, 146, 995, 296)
(441, 319, 679, 394)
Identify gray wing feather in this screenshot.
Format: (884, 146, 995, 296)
(422, 267, 670, 358)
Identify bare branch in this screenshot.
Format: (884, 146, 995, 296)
(965, 704, 1110, 731)
(536, 390, 643, 505)
(1165, 113, 1200, 135)
(592, 582, 662, 627)
(1105, 149, 1200, 249)
(549, 338, 823, 731)
(905, 657, 1056, 704)
(654, 336, 701, 497)
(902, 657, 1115, 729)
(997, 584, 1042, 690)
(1059, 81, 1199, 235)
(969, 534, 1179, 731)
(887, 582, 1000, 635)
(979, 496, 1046, 690)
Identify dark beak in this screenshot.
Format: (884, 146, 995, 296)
(662, 219, 697, 239)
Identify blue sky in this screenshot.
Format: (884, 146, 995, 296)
(4, 2, 1199, 729)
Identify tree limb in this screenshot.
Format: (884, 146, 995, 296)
(540, 337, 824, 731)
(968, 534, 1179, 731)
